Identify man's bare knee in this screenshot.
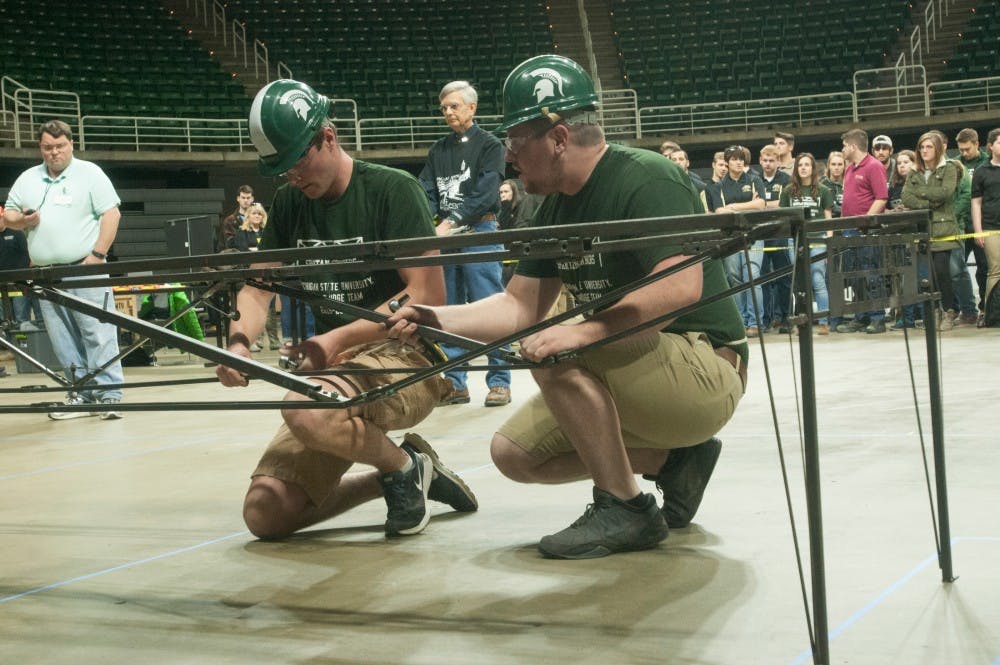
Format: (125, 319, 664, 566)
(243, 476, 307, 539)
(280, 403, 323, 435)
(490, 433, 538, 483)
(530, 361, 578, 388)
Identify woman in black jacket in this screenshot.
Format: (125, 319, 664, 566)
(229, 202, 267, 252)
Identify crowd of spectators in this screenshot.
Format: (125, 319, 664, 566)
(661, 127, 999, 334)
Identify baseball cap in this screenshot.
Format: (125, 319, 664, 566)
(872, 135, 893, 148)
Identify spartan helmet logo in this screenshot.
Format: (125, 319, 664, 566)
(278, 90, 312, 120)
(528, 68, 565, 103)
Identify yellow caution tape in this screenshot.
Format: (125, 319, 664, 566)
(934, 229, 1000, 242)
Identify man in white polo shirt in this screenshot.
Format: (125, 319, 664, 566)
(3, 119, 124, 420)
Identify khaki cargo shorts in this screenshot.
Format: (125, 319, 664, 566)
(253, 340, 451, 505)
(497, 331, 743, 459)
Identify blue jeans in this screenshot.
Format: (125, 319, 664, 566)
(898, 255, 932, 326)
(724, 240, 764, 327)
(279, 294, 315, 341)
(809, 246, 830, 324)
(762, 238, 792, 326)
(858, 244, 886, 322)
(828, 239, 886, 328)
(778, 241, 829, 324)
(950, 247, 976, 316)
(38, 280, 124, 402)
(441, 219, 510, 391)
(11, 295, 43, 324)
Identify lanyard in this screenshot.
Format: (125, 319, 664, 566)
(35, 179, 58, 211)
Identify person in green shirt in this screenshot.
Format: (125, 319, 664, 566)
(217, 80, 478, 541)
(389, 56, 747, 559)
(955, 128, 991, 323)
(779, 153, 834, 334)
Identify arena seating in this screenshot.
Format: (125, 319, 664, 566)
(219, 0, 553, 117)
(942, 1, 1000, 80)
(609, 0, 910, 107)
(0, 1, 248, 119)
(0, 0, 983, 126)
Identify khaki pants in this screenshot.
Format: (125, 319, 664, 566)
(498, 331, 744, 459)
(253, 340, 451, 506)
(983, 233, 1000, 304)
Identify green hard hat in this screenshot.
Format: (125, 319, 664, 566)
(249, 79, 331, 176)
(498, 55, 599, 131)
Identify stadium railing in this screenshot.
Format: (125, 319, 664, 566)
(853, 65, 929, 120)
(928, 76, 1000, 115)
(76, 99, 359, 153)
(4, 77, 999, 153)
(0, 109, 15, 148)
(358, 115, 503, 151)
(599, 89, 639, 142)
(2, 76, 82, 148)
(78, 116, 252, 152)
(638, 92, 855, 137)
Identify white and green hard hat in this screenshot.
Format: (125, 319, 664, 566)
(498, 54, 599, 131)
(249, 79, 330, 176)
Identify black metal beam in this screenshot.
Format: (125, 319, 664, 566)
(30, 285, 348, 404)
(922, 302, 955, 583)
(0, 206, 955, 665)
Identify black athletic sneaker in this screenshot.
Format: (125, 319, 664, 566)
(645, 438, 722, 528)
(537, 487, 669, 560)
(401, 433, 478, 512)
(377, 448, 432, 536)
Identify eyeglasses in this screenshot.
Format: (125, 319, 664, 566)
(503, 134, 533, 155)
(439, 101, 467, 114)
(503, 123, 558, 155)
(282, 142, 319, 179)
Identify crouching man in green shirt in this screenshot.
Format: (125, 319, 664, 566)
(217, 80, 477, 541)
(388, 55, 747, 559)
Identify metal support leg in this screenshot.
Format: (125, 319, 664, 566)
(921, 299, 955, 582)
(795, 225, 829, 664)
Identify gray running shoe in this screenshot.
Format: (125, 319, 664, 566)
(48, 394, 98, 421)
(646, 437, 722, 528)
(401, 433, 478, 512)
(99, 398, 123, 420)
(538, 487, 668, 560)
(377, 448, 431, 536)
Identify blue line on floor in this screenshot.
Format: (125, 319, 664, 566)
(0, 530, 248, 604)
(787, 537, 990, 665)
(1, 459, 490, 604)
(460, 462, 498, 475)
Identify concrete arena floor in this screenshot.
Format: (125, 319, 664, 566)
(0, 325, 998, 665)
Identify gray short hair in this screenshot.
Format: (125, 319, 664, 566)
(520, 115, 604, 148)
(439, 81, 477, 104)
(566, 121, 604, 147)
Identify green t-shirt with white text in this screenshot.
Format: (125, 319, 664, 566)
(516, 144, 748, 362)
(261, 160, 435, 331)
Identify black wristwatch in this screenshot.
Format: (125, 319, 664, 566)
(91, 249, 107, 260)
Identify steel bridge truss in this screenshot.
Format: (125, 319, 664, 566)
(0, 208, 951, 665)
